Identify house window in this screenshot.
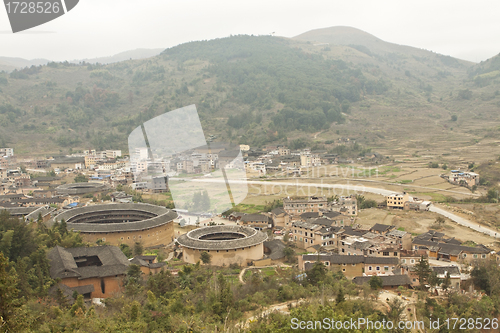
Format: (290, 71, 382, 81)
(482, 254, 486, 259)
(342, 268, 346, 272)
(463, 254, 467, 258)
(342, 263, 346, 266)
(410, 259, 415, 264)
(383, 252, 389, 256)
(325, 262, 329, 266)
(352, 263, 356, 266)
(402, 259, 406, 264)
(102, 238, 106, 241)
(473, 254, 478, 259)
(394, 252, 398, 256)
(368, 266, 372, 271)
(384, 266, 389, 271)
(376, 266, 380, 271)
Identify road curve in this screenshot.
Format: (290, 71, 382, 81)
(183, 178, 500, 240)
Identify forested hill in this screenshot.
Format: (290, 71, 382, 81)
(0, 29, 499, 156)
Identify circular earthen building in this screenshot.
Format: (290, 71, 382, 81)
(49, 203, 176, 247)
(177, 225, 267, 266)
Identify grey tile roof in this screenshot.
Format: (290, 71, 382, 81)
(412, 239, 490, 255)
(386, 230, 408, 238)
(48, 203, 176, 233)
(364, 257, 399, 265)
(302, 254, 398, 265)
(48, 245, 130, 280)
(271, 208, 286, 215)
(177, 225, 267, 250)
(264, 239, 286, 260)
(322, 211, 342, 219)
(352, 275, 412, 286)
(240, 214, 270, 223)
(431, 266, 460, 276)
(370, 223, 394, 233)
(299, 212, 321, 219)
(308, 218, 335, 226)
(341, 226, 366, 237)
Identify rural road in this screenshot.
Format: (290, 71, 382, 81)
(183, 178, 500, 240)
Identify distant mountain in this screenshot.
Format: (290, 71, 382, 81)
(293, 26, 472, 65)
(0, 49, 164, 72)
(72, 48, 164, 65)
(0, 57, 51, 72)
(0, 28, 499, 157)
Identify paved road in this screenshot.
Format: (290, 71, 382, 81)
(185, 178, 500, 240)
(430, 205, 499, 239)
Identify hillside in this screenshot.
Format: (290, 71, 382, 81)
(0, 28, 499, 164)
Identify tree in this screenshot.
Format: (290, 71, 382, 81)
(306, 261, 326, 285)
(0, 253, 19, 328)
(386, 297, 405, 324)
(451, 114, 458, 121)
(369, 275, 383, 290)
(335, 286, 345, 304)
(200, 251, 212, 265)
(414, 256, 432, 290)
(120, 243, 133, 258)
(435, 216, 445, 227)
(441, 271, 451, 292)
(133, 242, 144, 256)
(283, 246, 296, 263)
(73, 173, 88, 183)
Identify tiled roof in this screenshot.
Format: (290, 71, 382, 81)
(48, 245, 130, 280)
(240, 214, 270, 223)
(352, 275, 412, 286)
(370, 223, 394, 233)
(431, 266, 460, 276)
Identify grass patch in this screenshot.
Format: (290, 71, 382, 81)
(260, 267, 276, 276)
(230, 203, 266, 214)
(379, 166, 401, 175)
(409, 192, 448, 202)
(397, 180, 413, 184)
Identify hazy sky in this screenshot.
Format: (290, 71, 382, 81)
(1, 0, 499, 63)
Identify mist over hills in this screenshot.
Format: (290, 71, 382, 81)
(293, 26, 472, 64)
(0, 26, 499, 159)
(0, 48, 165, 72)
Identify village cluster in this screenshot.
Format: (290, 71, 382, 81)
(0, 145, 492, 302)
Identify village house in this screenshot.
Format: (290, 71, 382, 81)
(329, 195, 358, 216)
(432, 266, 461, 290)
(291, 219, 344, 249)
(239, 213, 272, 230)
(386, 192, 411, 209)
(47, 245, 131, 299)
(448, 170, 480, 187)
(270, 207, 290, 228)
(283, 196, 328, 216)
(352, 275, 412, 290)
(299, 254, 399, 279)
(412, 231, 493, 263)
(130, 255, 166, 275)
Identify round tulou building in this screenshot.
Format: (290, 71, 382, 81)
(55, 182, 110, 195)
(49, 203, 176, 247)
(177, 225, 267, 266)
